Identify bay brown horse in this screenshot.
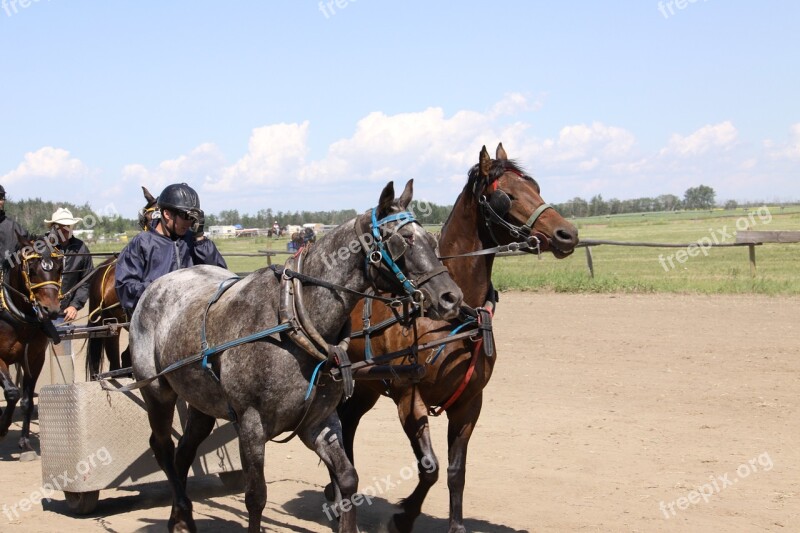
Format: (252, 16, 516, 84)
(333, 144, 579, 532)
(85, 186, 157, 378)
(0, 234, 65, 451)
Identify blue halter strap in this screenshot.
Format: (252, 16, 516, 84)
(369, 208, 418, 296)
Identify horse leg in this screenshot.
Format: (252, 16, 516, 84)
(302, 414, 359, 533)
(17, 344, 45, 451)
(86, 337, 103, 380)
(325, 385, 382, 500)
(0, 360, 21, 437)
(389, 387, 440, 533)
(174, 405, 216, 487)
(140, 386, 195, 533)
(444, 392, 483, 533)
(237, 407, 267, 533)
(106, 337, 121, 371)
(120, 344, 131, 369)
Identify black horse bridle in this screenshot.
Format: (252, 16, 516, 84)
(473, 166, 553, 252)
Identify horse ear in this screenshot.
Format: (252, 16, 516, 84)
(142, 186, 156, 206)
(479, 146, 492, 177)
(496, 142, 508, 160)
(377, 181, 396, 218)
(397, 179, 413, 209)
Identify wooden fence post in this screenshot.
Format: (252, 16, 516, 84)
(748, 244, 756, 277)
(585, 245, 594, 278)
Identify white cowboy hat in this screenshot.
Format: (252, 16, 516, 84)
(45, 207, 83, 226)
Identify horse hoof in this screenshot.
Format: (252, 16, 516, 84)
(324, 482, 336, 502)
(19, 451, 38, 462)
(447, 525, 467, 533)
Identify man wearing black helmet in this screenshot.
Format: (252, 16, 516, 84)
(114, 182, 227, 314)
(0, 184, 31, 269)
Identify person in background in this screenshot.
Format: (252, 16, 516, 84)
(115, 183, 227, 315)
(0, 184, 31, 270)
(45, 207, 94, 358)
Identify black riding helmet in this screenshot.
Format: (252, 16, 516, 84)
(157, 183, 200, 213)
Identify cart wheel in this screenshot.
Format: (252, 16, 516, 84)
(218, 471, 246, 491)
(64, 490, 99, 515)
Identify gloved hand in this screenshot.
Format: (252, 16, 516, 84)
(191, 209, 205, 238)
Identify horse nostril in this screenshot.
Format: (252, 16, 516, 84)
(441, 291, 461, 309)
(555, 227, 578, 246)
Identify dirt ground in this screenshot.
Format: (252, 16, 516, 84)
(0, 292, 798, 532)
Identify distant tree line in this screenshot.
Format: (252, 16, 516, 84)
(207, 200, 456, 227)
(4, 198, 458, 239)
(8, 184, 791, 240)
(554, 185, 721, 218)
(6, 198, 133, 238)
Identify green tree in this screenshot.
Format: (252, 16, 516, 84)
(683, 185, 716, 209)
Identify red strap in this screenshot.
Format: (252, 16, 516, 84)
(430, 337, 481, 416)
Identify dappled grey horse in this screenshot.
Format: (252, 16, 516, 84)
(129, 180, 463, 533)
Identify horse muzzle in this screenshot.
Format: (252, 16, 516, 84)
(419, 282, 463, 321)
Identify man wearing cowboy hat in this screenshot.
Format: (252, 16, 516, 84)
(0, 184, 31, 269)
(45, 207, 93, 327)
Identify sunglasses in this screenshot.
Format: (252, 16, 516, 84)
(173, 210, 192, 220)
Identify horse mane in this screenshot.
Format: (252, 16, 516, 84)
(442, 158, 534, 229)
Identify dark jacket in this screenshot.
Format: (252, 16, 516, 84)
(57, 236, 93, 312)
(115, 224, 227, 313)
(0, 212, 30, 268)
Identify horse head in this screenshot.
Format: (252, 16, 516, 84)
(138, 186, 159, 231)
(472, 143, 579, 258)
(363, 179, 463, 320)
(15, 233, 64, 320)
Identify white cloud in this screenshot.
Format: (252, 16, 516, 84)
(209, 122, 310, 191)
(1, 147, 91, 184)
(660, 121, 738, 157)
(764, 123, 800, 159)
(122, 142, 226, 193)
(489, 92, 543, 117)
(93, 101, 799, 217)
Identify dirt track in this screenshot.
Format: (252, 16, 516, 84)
(0, 292, 798, 532)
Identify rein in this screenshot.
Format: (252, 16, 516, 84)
(436, 235, 550, 260)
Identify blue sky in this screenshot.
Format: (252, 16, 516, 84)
(1, 1, 798, 220)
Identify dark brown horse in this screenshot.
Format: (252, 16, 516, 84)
(85, 186, 157, 379)
(333, 144, 579, 532)
(0, 234, 65, 451)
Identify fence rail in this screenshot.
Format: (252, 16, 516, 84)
(497, 233, 800, 278)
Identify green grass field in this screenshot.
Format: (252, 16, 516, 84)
(493, 206, 800, 294)
(90, 206, 800, 295)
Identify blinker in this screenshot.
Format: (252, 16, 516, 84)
(385, 233, 408, 261)
(488, 190, 512, 217)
